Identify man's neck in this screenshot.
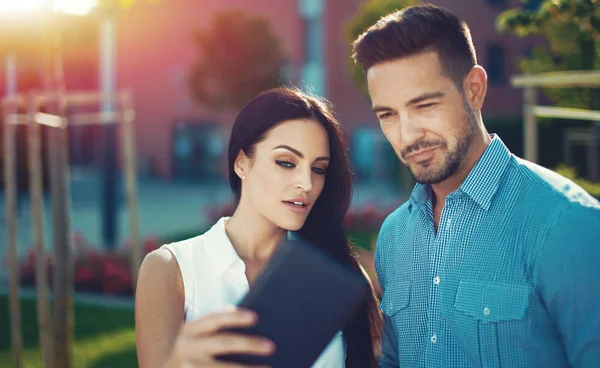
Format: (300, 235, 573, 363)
(431, 133, 492, 207)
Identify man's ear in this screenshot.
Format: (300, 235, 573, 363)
(462, 65, 487, 112)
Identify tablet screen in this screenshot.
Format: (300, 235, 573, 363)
(217, 239, 369, 367)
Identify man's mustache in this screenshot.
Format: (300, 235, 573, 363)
(401, 139, 446, 159)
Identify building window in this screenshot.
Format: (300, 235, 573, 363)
(303, 17, 322, 64)
(351, 126, 396, 182)
(299, 0, 325, 96)
(172, 121, 225, 182)
(278, 58, 293, 86)
(486, 43, 507, 85)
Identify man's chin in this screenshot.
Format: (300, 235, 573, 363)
(409, 165, 453, 185)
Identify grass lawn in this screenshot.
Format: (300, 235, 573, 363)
(0, 296, 137, 367)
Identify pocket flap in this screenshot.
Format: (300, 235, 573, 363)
(454, 280, 530, 322)
(380, 280, 410, 316)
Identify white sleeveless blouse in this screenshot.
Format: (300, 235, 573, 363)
(162, 217, 346, 367)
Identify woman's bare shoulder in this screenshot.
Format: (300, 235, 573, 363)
(137, 248, 184, 294)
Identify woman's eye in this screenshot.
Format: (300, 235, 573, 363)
(275, 160, 295, 168)
(312, 167, 326, 175)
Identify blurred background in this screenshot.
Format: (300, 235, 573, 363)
(1, 0, 599, 366)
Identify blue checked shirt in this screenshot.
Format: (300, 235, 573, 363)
(375, 135, 600, 367)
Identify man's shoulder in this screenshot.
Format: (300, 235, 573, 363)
(380, 201, 412, 233)
(511, 158, 600, 211)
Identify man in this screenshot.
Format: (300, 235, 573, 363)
(352, 4, 600, 367)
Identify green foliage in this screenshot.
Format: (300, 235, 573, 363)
(344, 0, 417, 95)
(496, 0, 600, 109)
(188, 10, 284, 111)
(554, 163, 600, 199)
(0, 296, 137, 367)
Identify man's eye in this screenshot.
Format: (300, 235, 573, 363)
(418, 102, 437, 109)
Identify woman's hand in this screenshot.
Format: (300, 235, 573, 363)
(135, 249, 274, 368)
(165, 308, 275, 368)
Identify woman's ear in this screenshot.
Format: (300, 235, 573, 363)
(234, 150, 249, 180)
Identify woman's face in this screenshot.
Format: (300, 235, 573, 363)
(237, 118, 330, 231)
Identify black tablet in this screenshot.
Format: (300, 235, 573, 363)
(216, 238, 369, 368)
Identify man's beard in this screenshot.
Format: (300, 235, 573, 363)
(403, 103, 478, 185)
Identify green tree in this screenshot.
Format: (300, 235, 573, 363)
(496, 0, 600, 109)
(188, 10, 284, 111)
(345, 0, 417, 95)
(497, 0, 600, 182)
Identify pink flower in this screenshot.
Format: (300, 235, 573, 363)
(143, 237, 160, 254)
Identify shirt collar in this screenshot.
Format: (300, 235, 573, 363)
(409, 135, 512, 212)
(203, 217, 244, 277)
(459, 135, 512, 210)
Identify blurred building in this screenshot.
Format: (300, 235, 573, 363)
(1, 0, 543, 182)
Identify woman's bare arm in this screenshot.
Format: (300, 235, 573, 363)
(135, 249, 276, 368)
(135, 248, 185, 368)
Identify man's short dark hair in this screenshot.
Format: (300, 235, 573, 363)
(352, 4, 478, 88)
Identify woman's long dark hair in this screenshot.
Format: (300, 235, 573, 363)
(228, 88, 382, 368)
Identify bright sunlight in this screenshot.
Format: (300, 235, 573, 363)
(0, 0, 97, 15)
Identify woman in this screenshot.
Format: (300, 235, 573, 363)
(135, 88, 381, 367)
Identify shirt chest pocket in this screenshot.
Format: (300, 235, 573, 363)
(380, 280, 411, 347)
(452, 280, 531, 368)
(380, 280, 410, 317)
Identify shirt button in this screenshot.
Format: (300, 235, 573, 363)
(483, 307, 491, 316)
(433, 276, 440, 285)
(430, 334, 437, 344)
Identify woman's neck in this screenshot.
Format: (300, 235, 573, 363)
(224, 201, 287, 263)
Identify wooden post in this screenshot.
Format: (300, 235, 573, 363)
(47, 25, 74, 368)
(47, 116, 74, 368)
(524, 87, 538, 163)
(564, 129, 572, 167)
(27, 96, 54, 368)
(119, 92, 141, 291)
(2, 101, 23, 368)
(587, 122, 598, 181)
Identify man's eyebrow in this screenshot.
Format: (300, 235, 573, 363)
(373, 105, 393, 113)
(406, 91, 444, 106)
(372, 91, 444, 113)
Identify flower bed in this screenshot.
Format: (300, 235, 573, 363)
(18, 232, 161, 297)
(17, 203, 397, 297)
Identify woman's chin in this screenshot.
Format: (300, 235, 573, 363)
(272, 216, 307, 233)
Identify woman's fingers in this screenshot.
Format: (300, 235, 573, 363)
(198, 333, 275, 358)
(208, 363, 271, 368)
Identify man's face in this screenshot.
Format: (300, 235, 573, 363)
(366, 51, 478, 184)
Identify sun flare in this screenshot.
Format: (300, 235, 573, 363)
(0, 0, 97, 15)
